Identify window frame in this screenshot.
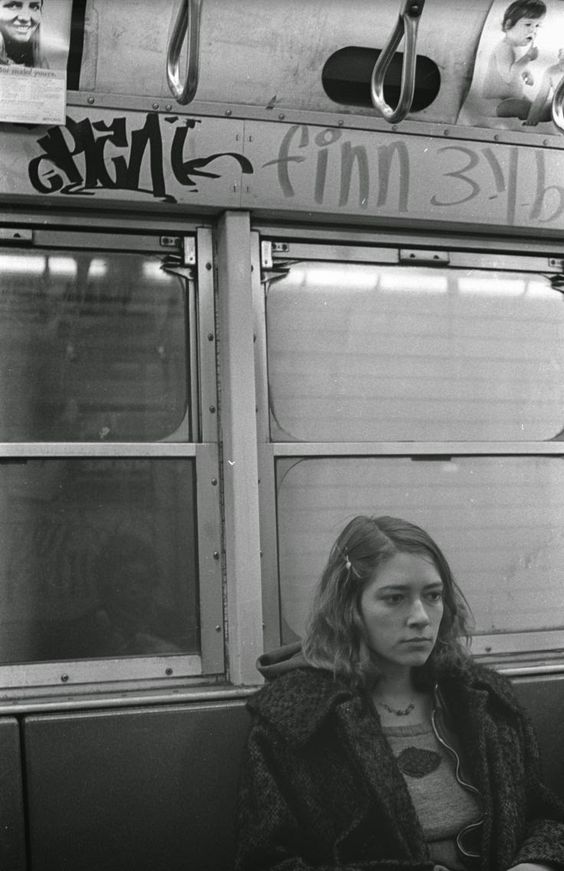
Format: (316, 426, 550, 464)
(0, 224, 224, 689)
(254, 229, 564, 666)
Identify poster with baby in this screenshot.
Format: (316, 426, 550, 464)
(0, 0, 72, 125)
(458, 0, 564, 133)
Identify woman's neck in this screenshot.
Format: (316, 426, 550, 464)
(370, 666, 432, 724)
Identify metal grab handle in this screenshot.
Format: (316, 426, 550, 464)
(552, 74, 564, 132)
(370, 0, 425, 123)
(167, 0, 203, 105)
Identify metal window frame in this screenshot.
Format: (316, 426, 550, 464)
(255, 231, 564, 670)
(0, 224, 224, 688)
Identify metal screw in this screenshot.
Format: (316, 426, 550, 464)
(61, 674, 69, 683)
(209, 405, 216, 414)
(207, 332, 214, 341)
(206, 262, 212, 270)
(165, 667, 173, 676)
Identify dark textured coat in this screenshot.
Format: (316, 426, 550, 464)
(235, 659, 564, 871)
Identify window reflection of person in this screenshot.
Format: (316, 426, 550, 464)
(94, 534, 181, 656)
(0, 0, 46, 68)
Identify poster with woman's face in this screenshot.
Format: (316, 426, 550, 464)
(458, 0, 564, 133)
(0, 0, 72, 124)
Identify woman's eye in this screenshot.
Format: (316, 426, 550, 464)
(383, 594, 403, 605)
(426, 591, 443, 603)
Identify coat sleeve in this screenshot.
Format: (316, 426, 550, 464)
(509, 708, 564, 869)
(234, 721, 434, 871)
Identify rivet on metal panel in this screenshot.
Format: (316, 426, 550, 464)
(225, 109, 232, 116)
(61, 674, 69, 683)
(337, 119, 344, 127)
(215, 625, 222, 632)
(543, 139, 550, 146)
(165, 104, 173, 112)
(205, 262, 212, 270)
(494, 134, 500, 141)
(443, 129, 450, 136)
(211, 478, 218, 486)
(152, 103, 159, 110)
(165, 668, 173, 676)
(278, 113, 285, 120)
(213, 551, 220, 560)
(207, 332, 214, 341)
(209, 405, 216, 413)
(87, 96, 95, 104)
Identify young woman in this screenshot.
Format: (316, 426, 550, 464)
(0, 0, 45, 68)
(236, 515, 564, 871)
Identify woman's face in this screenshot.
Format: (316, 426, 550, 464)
(359, 552, 444, 674)
(0, 1, 42, 44)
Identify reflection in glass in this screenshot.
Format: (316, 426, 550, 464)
(267, 263, 564, 441)
(0, 250, 189, 441)
(0, 459, 199, 664)
(276, 457, 564, 647)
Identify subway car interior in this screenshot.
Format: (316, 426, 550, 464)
(0, 0, 563, 868)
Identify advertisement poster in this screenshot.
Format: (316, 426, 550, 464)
(458, 0, 564, 133)
(0, 0, 72, 125)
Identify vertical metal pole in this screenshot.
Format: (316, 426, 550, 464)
(216, 211, 264, 686)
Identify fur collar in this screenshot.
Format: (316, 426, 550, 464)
(248, 656, 522, 746)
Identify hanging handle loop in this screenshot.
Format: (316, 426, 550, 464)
(167, 0, 203, 105)
(552, 74, 564, 132)
(370, 0, 425, 123)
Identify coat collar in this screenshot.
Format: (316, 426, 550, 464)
(248, 655, 521, 746)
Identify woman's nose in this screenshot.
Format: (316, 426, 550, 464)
(406, 599, 430, 626)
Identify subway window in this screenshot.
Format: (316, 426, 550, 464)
(257, 239, 564, 663)
(0, 228, 222, 687)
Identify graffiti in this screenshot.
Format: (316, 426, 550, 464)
(19, 112, 564, 228)
(262, 124, 564, 227)
(263, 124, 409, 212)
(28, 112, 254, 202)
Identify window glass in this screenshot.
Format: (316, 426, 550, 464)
(0, 459, 198, 664)
(276, 456, 564, 652)
(267, 263, 564, 441)
(0, 250, 188, 441)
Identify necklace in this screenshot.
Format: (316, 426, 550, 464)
(376, 700, 415, 717)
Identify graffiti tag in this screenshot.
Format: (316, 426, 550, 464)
(28, 112, 254, 202)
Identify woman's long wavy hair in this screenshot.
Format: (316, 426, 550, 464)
(302, 515, 473, 689)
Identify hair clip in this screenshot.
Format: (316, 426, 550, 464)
(344, 551, 352, 571)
